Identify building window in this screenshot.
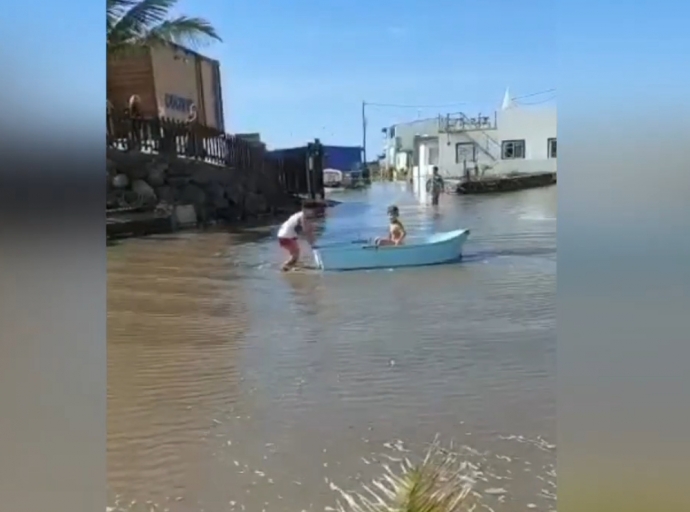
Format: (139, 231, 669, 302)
(455, 142, 477, 163)
(389, 126, 396, 138)
(501, 139, 525, 159)
(548, 138, 557, 158)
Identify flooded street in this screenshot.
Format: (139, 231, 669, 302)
(107, 183, 556, 512)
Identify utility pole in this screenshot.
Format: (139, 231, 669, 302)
(361, 101, 367, 168)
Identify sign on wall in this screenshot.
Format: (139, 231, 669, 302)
(164, 93, 194, 113)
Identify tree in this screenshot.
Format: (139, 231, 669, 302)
(107, 0, 221, 56)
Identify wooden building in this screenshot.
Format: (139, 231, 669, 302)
(107, 43, 225, 131)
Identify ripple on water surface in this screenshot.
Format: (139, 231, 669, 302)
(108, 184, 556, 511)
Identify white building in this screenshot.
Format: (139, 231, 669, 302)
(382, 92, 556, 198)
(381, 116, 443, 170)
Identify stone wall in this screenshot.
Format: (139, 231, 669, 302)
(107, 149, 300, 224)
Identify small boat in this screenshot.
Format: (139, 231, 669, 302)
(313, 229, 470, 271)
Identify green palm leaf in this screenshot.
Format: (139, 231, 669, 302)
(107, 0, 221, 55)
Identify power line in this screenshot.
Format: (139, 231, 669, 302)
(510, 88, 556, 101)
(515, 95, 556, 106)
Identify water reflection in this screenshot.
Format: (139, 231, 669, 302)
(281, 272, 324, 321)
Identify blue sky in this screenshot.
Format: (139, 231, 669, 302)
(8, 0, 687, 155)
(175, 0, 556, 151)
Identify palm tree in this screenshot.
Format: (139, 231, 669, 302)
(107, 0, 221, 56)
(107, 0, 221, 126)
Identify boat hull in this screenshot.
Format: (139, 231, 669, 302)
(313, 229, 470, 271)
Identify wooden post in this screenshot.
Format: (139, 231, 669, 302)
(308, 139, 324, 200)
(361, 101, 367, 168)
(306, 142, 314, 199)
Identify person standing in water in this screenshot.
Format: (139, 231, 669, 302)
(426, 166, 445, 206)
(277, 201, 317, 271)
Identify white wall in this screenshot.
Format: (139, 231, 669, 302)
(411, 138, 440, 201)
(383, 117, 440, 167)
(435, 106, 557, 177)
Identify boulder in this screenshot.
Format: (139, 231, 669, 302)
(146, 161, 168, 187)
(174, 205, 198, 228)
(244, 192, 268, 215)
(155, 185, 177, 204)
(107, 159, 117, 177)
(131, 179, 157, 204)
(166, 159, 194, 177)
(224, 182, 246, 205)
(204, 182, 230, 210)
(112, 173, 129, 189)
(167, 176, 191, 188)
(179, 184, 207, 211)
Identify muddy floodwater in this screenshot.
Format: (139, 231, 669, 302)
(108, 183, 556, 512)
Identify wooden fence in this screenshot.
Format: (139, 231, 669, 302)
(107, 113, 262, 169)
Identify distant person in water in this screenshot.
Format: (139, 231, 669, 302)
(277, 201, 317, 271)
(375, 205, 407, 246)
(426, 166, 445, 206)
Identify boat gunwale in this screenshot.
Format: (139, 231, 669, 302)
(315, 228, 469, 254)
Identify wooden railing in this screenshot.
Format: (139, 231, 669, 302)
(107, 113, 262, 169)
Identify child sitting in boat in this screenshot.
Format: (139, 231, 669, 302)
(277, 201, 318, 271)
(375, 205, 407, 246)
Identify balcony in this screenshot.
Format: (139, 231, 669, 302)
(438, 112, 497, 133)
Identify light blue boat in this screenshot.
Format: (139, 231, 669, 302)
(312, 229, 470, 271)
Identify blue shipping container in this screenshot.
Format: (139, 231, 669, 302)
(323, 146, 363, 173)
(267, 145, 362, 173)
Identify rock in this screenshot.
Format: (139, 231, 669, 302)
(244, 192, 268, 215)
(174, 205, 198, 227)
(146, 161, 167, 187)
(154, 201, 174, 217)
(167, 159, 194, 177)
(112, 173, 129, 189)
(107, 159, 117, 177)
(190, 166, 236, 186)
(155, 185, 177, 204)
(204, 182, 230, 209)
(179, 184, 206, 210)
(106, 148, 295, 226)
(131, 179, 157, 203)
(167, 177, 191, 188)
(224, 182, 245, 205)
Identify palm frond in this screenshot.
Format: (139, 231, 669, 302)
(112, 0, 178, 36)
(107, 0, 221, 55)
(142, 16, 222, 48)
(333, 441, 478, 512)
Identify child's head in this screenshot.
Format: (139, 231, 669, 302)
(302, 200, 320, 219)
(387, 205, 400, 220)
